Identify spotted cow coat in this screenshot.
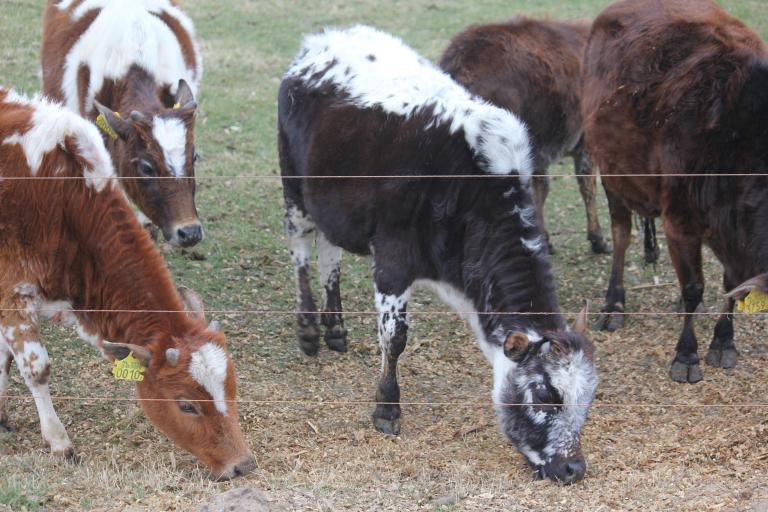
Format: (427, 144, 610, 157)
(0, 89, 253, 479)
(279, 26, 598, 483)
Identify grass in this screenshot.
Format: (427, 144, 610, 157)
(2, 0, 768, 511)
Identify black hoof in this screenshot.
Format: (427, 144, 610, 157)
(589, 236, 612, 255)
(324, 325, 348, 353)
(705, 348, 738, 369)
(373, 416, 401, 436)
(297, 325, 320, 356)
(670, 361, 703, 383)
(596, 311, 625, 332)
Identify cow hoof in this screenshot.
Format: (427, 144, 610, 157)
(324, 326, 348, 353)
(297, 325, 320, 356)
(298, 339, 319, 356)
(670, 361, 703, 383)
(589, 236, 612, 255)
(705, 348, 738, 369)
(373, 416, 400, 436)
(50, 446, 79, 462)
(596, 311, 624, 332)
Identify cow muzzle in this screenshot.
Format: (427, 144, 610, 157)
(212, 454, 257, 481)
(167, 221, 205, 247)
(542, 454, 587, 484)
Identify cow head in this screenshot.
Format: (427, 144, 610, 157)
(495, 306, 598, 484)
(94, 79, 203, 247)
(102, 289, 254, 480)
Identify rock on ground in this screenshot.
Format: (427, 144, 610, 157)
(199, 487, 275, 512)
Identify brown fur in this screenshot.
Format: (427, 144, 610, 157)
(582, 0, 768, 382)
(0, 90, 253, 478)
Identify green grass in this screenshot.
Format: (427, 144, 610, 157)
(2, 1, 768, 510)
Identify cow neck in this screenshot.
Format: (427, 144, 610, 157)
(66, 184, 193, 347)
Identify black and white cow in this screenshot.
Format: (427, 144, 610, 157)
(278, 25, 598, 483)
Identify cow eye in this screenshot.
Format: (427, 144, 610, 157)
(137, 160, 157, 177)
(177, 400, 198, 415)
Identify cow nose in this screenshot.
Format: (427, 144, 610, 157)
(175, 223, 203, 247)
(232, 455, 257, 477)
(551, 457, 586, 484)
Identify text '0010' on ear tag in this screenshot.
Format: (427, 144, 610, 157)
(736, 290, 768, 313)
(112, 353, 145, 382)
(95, 112, 119, 141)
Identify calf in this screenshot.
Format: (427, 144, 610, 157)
(0, 89, 253, 479)
(279, 26, 598, 483)
(439, 17, 609, 254)
(41, 0, 204, 247)
(582, 0, 768, 382)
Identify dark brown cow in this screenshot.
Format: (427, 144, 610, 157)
(0, 89, 253, 479)
(41, 0, 204, 247)
(582, 0, 768, 382)
(440, 17, 609, 254)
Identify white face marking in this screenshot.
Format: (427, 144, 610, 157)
(1, 93, 115, 191)
(287, 25, 532, 182)
(188, 343, 230, 415)
(512, 205, 536, 228)
(152, 117, 187, 177)
(57, 0, 201, 115)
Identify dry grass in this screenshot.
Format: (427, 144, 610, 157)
(1, 0, 768, 510)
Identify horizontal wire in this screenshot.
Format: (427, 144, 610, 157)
(0, 308, 756, 316)
(2, 173, 768, 180)
(1, 394, 767, 408)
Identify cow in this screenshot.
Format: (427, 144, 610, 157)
(439, 17, 610, 255)
(41, 0, 204, 247)
(0, 88, 254, 480)
(582, 0, 768, 383)
(279, 25, 598, 483)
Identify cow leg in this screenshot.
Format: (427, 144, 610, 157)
(531, 171, 554, 254)
(705, 274, 738, 369)
(597, 189, 632, 331)
(371, 275, 411, 436)
(284, 201, 321, 356)
(0, 343, 13, 431)
(666, 234, 705, 384)
(572, 141, 610, 254)
(317, 231, 347, 353)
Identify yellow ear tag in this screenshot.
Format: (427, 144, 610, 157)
(736, 290, 768, 313)
(95, 111, 121, 141)
(112, 352, 146, 382)
(173, 102, 181, 110)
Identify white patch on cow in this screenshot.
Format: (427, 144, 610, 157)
(544, 350, 598, 457)
(520, 444, 545, 467)
(58, 0, 201, 115)
(512, 205, 536, 228)
(188, 342, 229, 415)
(40, 301, 76, 325)
(287, 25, 532, 181)
(18, 341, 49, 382)
(152, 117, 187, 177)
(316, 231, 342, 302)
(521, 236, 545, 254)
(0, 326, 16, 343)
(1, 93, 115, 191)
(285, 205, 315, 268)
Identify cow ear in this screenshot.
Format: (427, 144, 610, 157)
(549, 337, 571, 358)
(93, 100, 131, 140)
(177, 286, 205, 322)
(103, 342, 152, 367)
(573, 301, 590, 333)
(174, 79, 196, 109)
(504, 332, 530, 358)
(726, 274, 768, 301)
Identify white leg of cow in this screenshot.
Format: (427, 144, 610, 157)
(372, 285, 411, 436)
(285, 204, 320, 355)
(0, 342, 13, 430)
(316, 231, 347, 352)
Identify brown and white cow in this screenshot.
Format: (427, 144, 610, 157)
(582, 0, 768, 383)
(41, 0, 204, 247)
(0, 89, 254, 479)
(280, 26, 598, 483)
(439, 17, 610, 255)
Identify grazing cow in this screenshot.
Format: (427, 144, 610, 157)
(439, 17, 610, 255)
(582, 0, 768, 382)
(279, 26, 598, 483)
(0, 89, 254, 480)
(41, 0, 204, 247)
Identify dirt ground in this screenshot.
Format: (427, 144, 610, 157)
(1, 0, 767, 511)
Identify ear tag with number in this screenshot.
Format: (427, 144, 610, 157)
(173, 102, 181, 110)
(736, 290, 768, 313)
(95, 111, 121, 140)
(112, 352, 146, 382)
